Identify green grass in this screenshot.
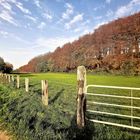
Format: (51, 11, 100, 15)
(19, 72, 140, 87)
(0, 73, 140, 140)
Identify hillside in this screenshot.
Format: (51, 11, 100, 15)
(19, 12, 140, 75)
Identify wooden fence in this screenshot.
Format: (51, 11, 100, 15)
(1, 67, 140, 130)
(0, 73, 48, 106)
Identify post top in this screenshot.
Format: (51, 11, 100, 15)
(77, 66, 86, 81)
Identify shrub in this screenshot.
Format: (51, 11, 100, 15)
(121, 61, 135, 76)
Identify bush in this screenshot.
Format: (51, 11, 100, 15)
(121, 61, 135, 76)
(0, 85, 70, 140)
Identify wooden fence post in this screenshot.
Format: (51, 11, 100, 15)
(41, 80, 44, 94)
(41, 80, 48, 106)
(8, 75, 11, 83)
(5, 74, 8, 82)
(25, 78, 29, 92)
(77, 66, 87, 128)
(16, 75, 20, 88)
(0, 73, 3, 83)
(3, 74, 5, 83)
(5, 74, 8, 83)
(11, 75, 14, 82)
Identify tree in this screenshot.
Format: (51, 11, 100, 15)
(36, 61, 49, 72)
(0, 57, 13, 73)
(4, 62, 13, 73)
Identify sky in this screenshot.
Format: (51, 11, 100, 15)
(0, 0, 140, 69)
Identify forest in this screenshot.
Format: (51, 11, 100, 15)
(19, 12, 140, 75)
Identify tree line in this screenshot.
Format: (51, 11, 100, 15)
(19, 12, 140, 75)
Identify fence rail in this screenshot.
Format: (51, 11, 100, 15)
(88, 119, 140, 130)
(87, 110, 140, 120)
(86, 84, 140, 130)
(86, 84, 140, 90)
(86, 92, 140, 100)
(87, 101, 140, 110)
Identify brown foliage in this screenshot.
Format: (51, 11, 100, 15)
(19, 12, 140, 74)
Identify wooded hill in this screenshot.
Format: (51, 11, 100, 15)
(19, 12, 140, 75)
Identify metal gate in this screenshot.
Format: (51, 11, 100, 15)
(86, 85, 140, 130)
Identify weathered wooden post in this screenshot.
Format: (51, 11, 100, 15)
(41, 80, 48, 106)
(16, 75, 20, 88)
(25, 78, 29, 92)
(3, 74, 5, 83)
(11, 75, 14, 82)
(5, 74, 8, 83)
(5, 74, 8, 82)
(8, 75, 11, 83)
(77, 66, 87, 128)
(41, 80, 44, 94)
(0, 73, 3, 83)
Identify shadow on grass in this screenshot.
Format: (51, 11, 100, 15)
(49, 89, 64, 105)
(47, 113, 95, 140)
(30, 83, 40, 87)
(67, 114, 95, 140)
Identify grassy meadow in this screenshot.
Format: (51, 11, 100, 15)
(0, 73, 140, 140)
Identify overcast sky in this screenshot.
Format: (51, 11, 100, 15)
(0, 0, 140, 69)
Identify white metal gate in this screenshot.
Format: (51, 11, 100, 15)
(86, 85, 140, 130)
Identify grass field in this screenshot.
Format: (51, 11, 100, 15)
(0, 73, 140, 140)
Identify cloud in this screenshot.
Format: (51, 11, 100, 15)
(93, 21, 108, 30)
(0, 30, 32, 44)
(62, 3, 74, 19)
(73, 27, 90, 35)
(0, 35, 78, 69)
(0, 10, 18, 26)
(94, 16, 102, 20)
(0, 30, 8, 38)
(106, 9, 114, 17)
(74, 27, 82, 33)
(81, 29, 90, 35)
(115, 0, 140, 18)
(0, 0, 31, 26)
(43, 12, 53, 20)
(106, 0, 112, 4)
(34, 36, 77, 51)
(24, 15, 37, 23)
(73, 19, 90, 34)
(7, 0, 16, 3)
(0, 48, 37, 69)
(37, 22, 46, 29)
(3, 0, 31, 14)
(0, 0, 18, 26)
(34, 0, 41, 8)
(15, 2, 31, 14)
(0, 31, 34, 68)
(93, 5, 105, 11)
(1, 2, 12, 11)
(65, 13, 83, 29)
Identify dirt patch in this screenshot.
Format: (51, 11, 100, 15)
(0, 131, 10, 140)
